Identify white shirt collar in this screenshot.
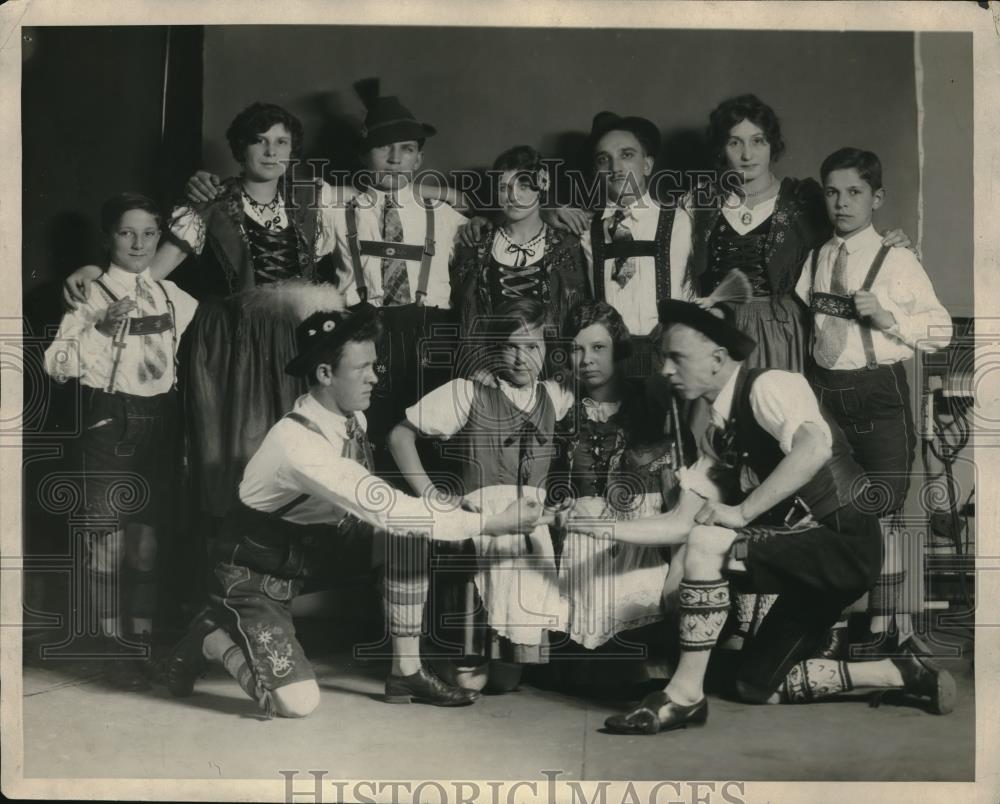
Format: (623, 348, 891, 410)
(496, 377, 539, 409)
(582, 397, 621, 423)
(834, 223, 880, 255)
(105, 264, 153, 289)
(602, 189, 656, 222)
(711, 365, 741, 425)
(296, 392, 353, 443)
(369, 182, 418, 209)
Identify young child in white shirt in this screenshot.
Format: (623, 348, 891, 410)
(45, 192, 198, 690)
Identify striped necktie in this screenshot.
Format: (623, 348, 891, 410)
(381, 195, 412, 305)
(134, 275, 169, 384)
(608, 209, 636, 289)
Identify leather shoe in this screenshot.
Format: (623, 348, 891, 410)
(812, 626, 849, 661)
(886, 642, 956, 715)
(164, 606, 223, 698)
(384, 666, 480, 706)
(604, 691, 708, 735)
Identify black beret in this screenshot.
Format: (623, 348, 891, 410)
(656, 299, 757, 361)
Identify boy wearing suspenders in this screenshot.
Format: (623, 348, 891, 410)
(44, 193, 199, 690)
(161, 306, 549, 718)
(796, 148, 952, 657)
(333, 95, 466, 470)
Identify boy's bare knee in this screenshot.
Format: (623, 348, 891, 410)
(273, 681, 320, 718)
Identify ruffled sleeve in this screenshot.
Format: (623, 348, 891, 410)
(165, 205, 207, 257)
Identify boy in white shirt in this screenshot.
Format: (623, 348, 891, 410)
(796, 147, 952, 656)
(44, 192, 198, 690)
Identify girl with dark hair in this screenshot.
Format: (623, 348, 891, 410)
(552, 300, 688, 659)
(388, 298, 574, 690)
(686, 94, 909, 373)
(62, 101, 342, 521)
(451, 145, 590, 342)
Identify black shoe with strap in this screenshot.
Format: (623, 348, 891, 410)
(163, 606, 223, 698)
(604, 690, 708, 735)
(870, 640, 957, 715)
(384, 666, 481, 706)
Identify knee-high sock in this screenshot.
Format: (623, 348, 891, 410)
(383, 533, 430, 638)
(779, 659, 854, 703)
(678, 578, 731, 652)
(221, 644, 268, 708)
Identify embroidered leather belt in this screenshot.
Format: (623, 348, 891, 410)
(127, 313, 173, 336)
(810, 291, 856, 320)
(359, 240, 430, 261)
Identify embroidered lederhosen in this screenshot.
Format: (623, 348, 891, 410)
(93, 278, 178, 393)
(589, 206, 675, 304)
(809, 244, 890, 371)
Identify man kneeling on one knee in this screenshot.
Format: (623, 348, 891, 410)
(567, 299, 956, 735)
(164, 302, 549, 718)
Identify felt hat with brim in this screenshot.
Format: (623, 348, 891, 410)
(656, 299, 757, 361)
(358, 96, 437, 152)
(285, 305, 380, 377)
(589, 111, 662, 156)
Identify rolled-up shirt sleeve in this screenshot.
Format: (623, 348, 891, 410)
(279, 432, 481, 542)
(749, 371, 832, 455)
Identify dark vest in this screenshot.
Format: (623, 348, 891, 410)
(730, 367, 868, 524)
(589, 205, 675, 302)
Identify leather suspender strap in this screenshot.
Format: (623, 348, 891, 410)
(271, 411, 330, 517)
(590, 213, 607, 301)
(415, 202, 435, 300)
(345, 201, 368, 303)
(653, 206, 673, 302)
(860, 245, 891, 370)
(155, 280, 179, 389)
(346, 201, 436, 304)
(94, 279, 126, 393)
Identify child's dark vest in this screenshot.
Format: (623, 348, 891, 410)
(455, 383, 557, 495)
(729, 367, 868, 524)
(589, 206, 676, 302)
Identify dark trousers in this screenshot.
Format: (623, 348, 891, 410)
(734, 500, 882, 692)
(808, 361, 916, 515)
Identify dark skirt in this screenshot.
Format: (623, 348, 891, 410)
(731, 295, 809, 373)
(183, 294, 305, 518)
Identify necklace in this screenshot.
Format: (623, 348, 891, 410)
(738, 175, 777, 225)
(498, 224, 546, 267)
(242, 187, 283, 230)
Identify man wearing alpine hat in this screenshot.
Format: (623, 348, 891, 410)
(163, 302, 549, 718)
(567, 299, 956, 733)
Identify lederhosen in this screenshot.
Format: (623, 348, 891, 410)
(805, 245, 915, 515)
(590, 207, 674, 379)
(210, 411, 376, 710)
(718, 367, 883, 692)
(344, 199, 458, 459)
(80, 278, 180, 523)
